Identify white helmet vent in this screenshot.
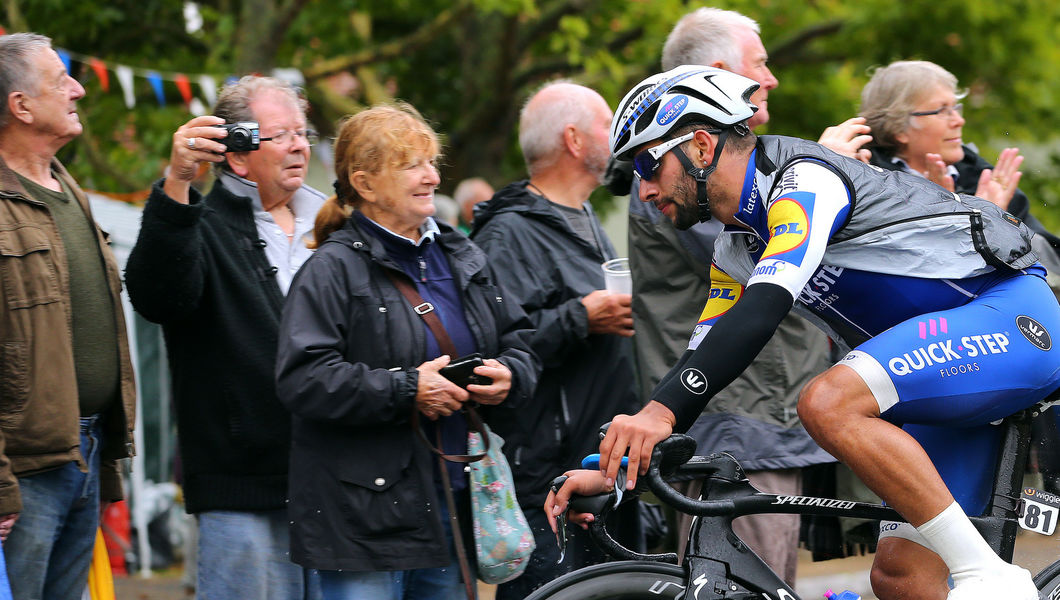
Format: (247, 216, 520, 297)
(609, 65, 759, 160)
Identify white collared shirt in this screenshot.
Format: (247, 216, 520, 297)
(219, 171, 326, 295)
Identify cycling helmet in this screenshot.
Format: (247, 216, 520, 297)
(609, 65, 759, 223)
(610, 65, 759, 160)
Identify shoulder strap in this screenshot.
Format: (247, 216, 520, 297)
(385, 267, 489, 462)
(385, 268, 458, 357)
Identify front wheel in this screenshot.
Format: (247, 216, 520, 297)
(524, 561, 686, 600)
(1034, 559, 1060, 599)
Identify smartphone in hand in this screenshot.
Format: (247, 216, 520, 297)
(439, 353, 494, 388)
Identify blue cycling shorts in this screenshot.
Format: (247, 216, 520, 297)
(839, 270, 1060, 514)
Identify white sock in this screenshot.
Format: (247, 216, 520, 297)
(915, 501, 1001, 585)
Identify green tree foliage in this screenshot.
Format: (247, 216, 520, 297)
(5, 0, 1059, 227)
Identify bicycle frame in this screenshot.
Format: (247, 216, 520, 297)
(577, 406, 1038, 600)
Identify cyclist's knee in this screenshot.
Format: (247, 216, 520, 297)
(870, 537, 949, 600)
(798, 368, 878, 435)
(797, 372, 847, 432)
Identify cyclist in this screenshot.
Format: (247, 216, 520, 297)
(569, 65, 1060, 600)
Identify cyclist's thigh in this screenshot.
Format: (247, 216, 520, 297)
(840, 272, 1060, 427)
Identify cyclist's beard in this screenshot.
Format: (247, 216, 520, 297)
(669, 173, 701, 231)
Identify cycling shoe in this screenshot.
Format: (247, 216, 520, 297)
(947, 563, 1037, 600)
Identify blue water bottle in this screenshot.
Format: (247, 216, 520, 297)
(824, 590, 861, 600)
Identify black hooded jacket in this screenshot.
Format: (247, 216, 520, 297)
(275, 216, 539, 571)
(471, 181, 639, 508)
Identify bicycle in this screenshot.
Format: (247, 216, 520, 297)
(527, 391, 1060, 600)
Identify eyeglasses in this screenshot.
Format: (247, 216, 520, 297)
(910, 103, 963, 119)
(261, 129, 319, 147)
(632, 129, 719, 181)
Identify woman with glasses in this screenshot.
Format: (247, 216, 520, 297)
(858, 60, 1025, 212)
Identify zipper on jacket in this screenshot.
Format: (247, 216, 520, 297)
(835, 211, 975, 244)
(418, 257, 427, 282)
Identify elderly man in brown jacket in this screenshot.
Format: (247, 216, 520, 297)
(0, 33, 135, 600)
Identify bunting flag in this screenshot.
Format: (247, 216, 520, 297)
(198, 75, 217, 107)
(115, 65, 135, 109)
(57, 49, 72, 73)
(89, 58, 109, 92)
(174, 74, 192, 105)
(48, 46, 304, 111)
(146, 72, 165, 106)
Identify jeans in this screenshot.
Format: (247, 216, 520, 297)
(5, 416, 102, 600)
(319, 491, 470, 600)
(197, 509, 322, 600)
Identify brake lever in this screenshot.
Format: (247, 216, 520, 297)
(549, 475, 570, 563)
(556, 510, 569, 563)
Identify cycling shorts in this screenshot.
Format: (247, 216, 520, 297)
(839, 270, 1060, 514)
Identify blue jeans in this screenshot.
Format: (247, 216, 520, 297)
(197, 509, 321, 600)
(319, 493, 470, 600)
(4, 416, 102, 600)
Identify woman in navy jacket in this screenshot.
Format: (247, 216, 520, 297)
(275, 104, 538, 600)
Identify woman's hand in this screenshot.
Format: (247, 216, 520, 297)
(817, 117, 872, 163)
(975, 147, 1024, 211)
(415, 355, 470, 420)
(466, 358, 512, 405)
(922, 153, 955, 192)
(544, 470, 614, 533)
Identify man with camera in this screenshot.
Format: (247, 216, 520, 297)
(125, 76, 324, 600)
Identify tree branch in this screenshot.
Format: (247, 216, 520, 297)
(76, 121, 143, 192)
(767, 19, 845, 67)
(3, 0, 27, 31)
(514, 0, 592, 55)
(270, 0, 313, 45)
(303, 6, 468, 80)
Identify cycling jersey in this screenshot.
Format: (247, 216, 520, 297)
(653, 135, 1060, 516)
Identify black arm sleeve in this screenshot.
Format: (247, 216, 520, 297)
(651, 282, 795, 432)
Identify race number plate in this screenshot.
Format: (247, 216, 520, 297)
(1019, 487, 1060, 535)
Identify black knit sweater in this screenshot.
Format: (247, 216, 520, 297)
(125, 179, 291, 514)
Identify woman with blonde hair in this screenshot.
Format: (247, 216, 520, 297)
(275, 103, 539, 600)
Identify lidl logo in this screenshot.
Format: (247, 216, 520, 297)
(761, 196, 811, 265)
(709, 288, 737, 301)
(699, 265, 742, 323)
(772, 222, 805, 237)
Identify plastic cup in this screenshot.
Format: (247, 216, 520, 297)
(602, 258, 632, 295)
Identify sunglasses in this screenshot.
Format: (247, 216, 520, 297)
(632, 129, 719, 181)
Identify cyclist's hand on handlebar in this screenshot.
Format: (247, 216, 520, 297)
(598, 401, 676, 490)
(544, 470, 612, 533)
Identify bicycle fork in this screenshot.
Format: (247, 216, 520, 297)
(684, 513, 798, 600)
